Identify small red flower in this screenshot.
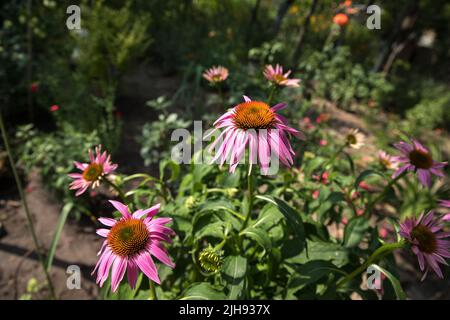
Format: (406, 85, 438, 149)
(312, 190, 320, 200)
(50, 105, 59, 112)
(319, 139, 328, 146)
(378, 227, 388, 238)
(333, 13, 349, 26)
(30, 82, 39, 93)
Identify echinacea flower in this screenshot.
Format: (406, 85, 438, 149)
(345, 128, 365, 149)
(399, 211, 450, 279)
(333, 13, 349, 26)
(69, 145, 118, 196)
(378, 151, 399, 170)
(392, 139, 447, 187)
(206, 96, 304, 174)
(263, 64, 300, 88)
(93, 200, 175, 292)
(203, 66, 229, 85)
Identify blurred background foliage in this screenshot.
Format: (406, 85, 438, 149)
(1, 0, 449, 216)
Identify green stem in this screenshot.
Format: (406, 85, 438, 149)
(337, 241, 406, 289)
(321, 144, 345, 174)
(103, 177, 127, 203)
(365, 171, 407, 216)
(241, 167, 255, 231)
(217, 84, 226, 109)
(149, 280, 157, 300)
(0, 112, 56, 299)
(267, 85, 277, 105)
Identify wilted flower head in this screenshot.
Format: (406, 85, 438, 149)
(345, 128, 365, 149)
(206, 95, 304, 174)
(392, 139, 447, 187)
(199, 247, 223, 273)
(333, 13, 349, 26)
(378, 151, 399, 170)
(93, 200, 175, 292)
(399, 211, 450, 279)
(69, 145, 118, 196)
(203, 66, 229, 84)
(263, 64, 300, 88)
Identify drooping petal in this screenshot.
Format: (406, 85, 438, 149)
(136, 252, 160, 284)
(110, 257, 127, 292)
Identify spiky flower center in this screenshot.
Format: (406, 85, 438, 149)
(273, 74, 287, 84)
(411, 224, 437, 254)
(233, 101, 276, 130)
(211, 74, 224, 82)
(82, 163, 103, 182)
(107, 219, 149, 257)
(380, 157, 391, 168)
(346, 134, 357, 145)
(409, 149, 433, 169)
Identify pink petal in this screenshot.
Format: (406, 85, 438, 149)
(98, 217, 117, 227)
(110, 257, 127, 292)
(133, 203, 161, 219)
(127, 259, 139, 289)
(149, 242, 175, 268)
(109, 200, 131, 218)
(136, 252, 160, 284)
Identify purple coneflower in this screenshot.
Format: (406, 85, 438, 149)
(378, 151, 399, 170)
(69, 145, 118, 196)
(392, 139, 447, 187)
(203, 66, 229, 84)
(93, 200, 175, 292)
(263, 64, 300, 88)
(399, 211, 450, 279)
(206, 96, 304, 174)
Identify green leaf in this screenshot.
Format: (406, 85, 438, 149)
(46, 202, 73, 271)
(354, 170, 384, 190)
(286, 240, 349, 267)
(195, 221, 227, 240)
(256, 196, 305, 251)
(221, 256, 248, 299)
(240, 227, 272, 254)
(369, 264, 407, 300)
(180, 283, 227, 300)
(287, 261, 344, 297)
(343, 216, 370, 248)
(159, 159, 180, 182)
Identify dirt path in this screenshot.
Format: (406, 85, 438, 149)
(0, 171, 100, 299)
